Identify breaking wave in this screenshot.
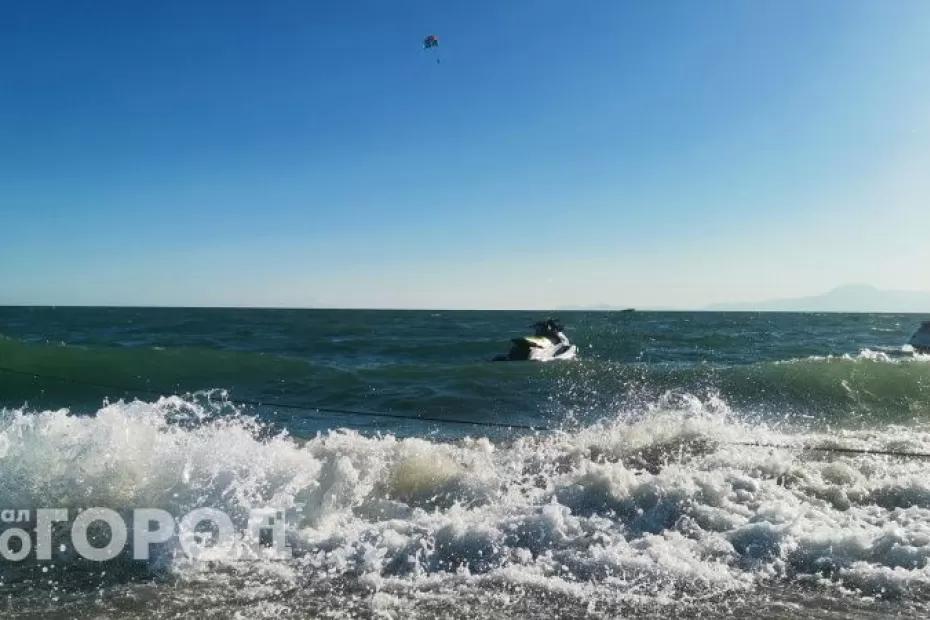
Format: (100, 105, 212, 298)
(555, 347, 930, 427)
(3, 395, 930, 616)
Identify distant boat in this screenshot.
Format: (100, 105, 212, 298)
(619, 308, 635, 313)
(910, 321, 930, 353)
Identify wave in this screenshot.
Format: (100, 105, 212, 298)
(0, 334, 321, 404)
(554, 348, 930, 428)
(3, 396, 930, 614)
(3, 336, 930, 435)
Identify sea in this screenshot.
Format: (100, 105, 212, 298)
(1, 307, 930, 618)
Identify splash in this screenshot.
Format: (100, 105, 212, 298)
(3, 395, 930, 616)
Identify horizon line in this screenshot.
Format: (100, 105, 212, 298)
(0, 303, 927, 315)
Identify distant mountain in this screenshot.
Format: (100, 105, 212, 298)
(707, 284, 930, 313)
(558, 304, 636, 311)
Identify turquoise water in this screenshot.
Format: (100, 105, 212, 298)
(1, 307, 930, 617)
(2, 308, 928, 434)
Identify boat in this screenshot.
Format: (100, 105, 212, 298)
(493, 319, 577, 362)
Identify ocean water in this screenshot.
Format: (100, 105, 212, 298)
(1, 307, 930, 618)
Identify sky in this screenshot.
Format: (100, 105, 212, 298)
(2, 0, 929, 309)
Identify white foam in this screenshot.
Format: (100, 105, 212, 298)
(791, 348, 930, 364)
(3, 395, 930, 607)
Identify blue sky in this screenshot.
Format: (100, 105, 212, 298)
(2, 1, 929, 308)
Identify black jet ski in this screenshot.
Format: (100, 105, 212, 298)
(493, 319, 577, 362)
(910, 321, 930, 353)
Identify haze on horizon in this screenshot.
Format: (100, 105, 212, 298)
(2, 1, 929, 310)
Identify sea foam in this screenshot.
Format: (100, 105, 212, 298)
(2, 395, 930, 612)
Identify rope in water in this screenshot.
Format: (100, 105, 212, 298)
(0, 365, 550, 431)
(730, 441, 930, 459)
(3, 365, 930, 458)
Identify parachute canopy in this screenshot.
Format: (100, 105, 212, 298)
(423, 34, 439, 49)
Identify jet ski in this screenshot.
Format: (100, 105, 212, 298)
(493, 319, 577, 362)
(910, 321, 930, 353)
